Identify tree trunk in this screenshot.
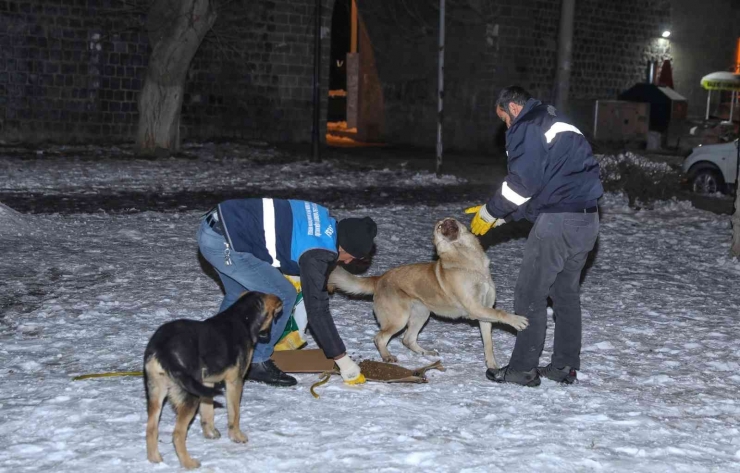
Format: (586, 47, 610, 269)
(732, 187, 740, 256)
(135, 0, 216, 155)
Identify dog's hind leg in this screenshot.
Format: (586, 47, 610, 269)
(373, 295, 410, 363)
(402, 303, 437, 357)
(199, 383, 221, 440)
(145, 359, 167, 464)
(172, 394, 201, 469)
(225, 375, 248, 443)
(479, 321, 498, 369)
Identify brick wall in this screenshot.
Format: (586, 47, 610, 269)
(358, 0, 563, 152)
(359, 0, 671, 150)
(181, 0, 335, 143)
(0, 0, 733, 149)
(0, 0, 335, 144)
(0, 0, 149, 142)
(568, 0, 672, 131)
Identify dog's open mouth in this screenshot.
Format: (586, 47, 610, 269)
(438, 218, 459, 241)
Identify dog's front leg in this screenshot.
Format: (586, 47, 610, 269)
(225, 378, 247, 443)
(200, 383, 221, 440)
(478, 321, 498, 369)
(464, 304, 529, 332)
(452, 279, 528, 331)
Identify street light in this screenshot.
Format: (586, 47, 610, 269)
(661, 30, 671, 38)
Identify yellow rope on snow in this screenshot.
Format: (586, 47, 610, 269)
(310, 371, 337, 399)
(72, 371, 143, 381)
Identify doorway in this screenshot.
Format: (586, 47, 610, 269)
(327, 0, 385, 147)
(327, 0, 358, 144)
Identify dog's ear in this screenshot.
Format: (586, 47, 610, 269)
(263, 294, 283, 319)
(251, 294, 281, 343)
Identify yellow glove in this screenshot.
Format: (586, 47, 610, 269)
(335, 355, 366, 385)
(464, 205, 505, 236)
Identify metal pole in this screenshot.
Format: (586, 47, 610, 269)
(311, 0, 321, 162)
(350, 0, 357, 53)
(554, 0, 575, 112)
(731, 91, 735, 123)
(706, 90, 711, 121)
(436, 0, 445, 177)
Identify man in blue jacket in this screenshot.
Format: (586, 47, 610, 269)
(466, 86, 603, 387)
(198, 198, 377, 387)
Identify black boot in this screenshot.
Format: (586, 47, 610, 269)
(246, 360, 297, 387)
(537, 364, 577, 384)
(486, 365, 541, 387)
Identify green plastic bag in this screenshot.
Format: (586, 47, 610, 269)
(278, 291, 303, 343)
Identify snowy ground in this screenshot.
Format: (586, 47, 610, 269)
(0, 142, 463, 196)
(1, 144, 740, 472)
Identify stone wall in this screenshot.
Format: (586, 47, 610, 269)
(568, 0, 672, 132)
(0, 0, 734, 149)
(0, 0, 149, 142)
(0, 0, 335, 144)
(357, 0, 562, 152)
(181, 0, 335, 143)
(358, 0, 671, 150)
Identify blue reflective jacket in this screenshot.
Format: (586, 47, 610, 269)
(217, 198, 338, 275)
(486, 98, 603, 222)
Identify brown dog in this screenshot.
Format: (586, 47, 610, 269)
(329, 218, 527, 369)
(143, 291, 281, 469)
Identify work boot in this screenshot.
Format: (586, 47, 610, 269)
(537, 363, 577, 384)
(486, 365, 540, 387)
(246, 360, 297, 387)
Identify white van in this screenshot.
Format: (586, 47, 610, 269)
(682, 140, 738, 194)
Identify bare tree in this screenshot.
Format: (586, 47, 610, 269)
(136, 0, 216, 155)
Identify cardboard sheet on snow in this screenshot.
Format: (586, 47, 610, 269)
(270, 349, 336, 373)
(271, 349, 445, 383)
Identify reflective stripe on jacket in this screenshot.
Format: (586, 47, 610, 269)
(217, 198, 338, 275)
(486, 98, 603, 222)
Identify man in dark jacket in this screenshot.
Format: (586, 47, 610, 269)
(466, 86, 603, 387)
(198, 198, 377, 386)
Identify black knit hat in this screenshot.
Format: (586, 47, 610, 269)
(337, 217, 377, 259)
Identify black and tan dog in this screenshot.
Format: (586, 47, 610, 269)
(144, 291, 281, 469)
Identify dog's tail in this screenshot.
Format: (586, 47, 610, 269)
(328, 266, 380, 296)
(172, 368, 223, 398)
(149, 352, 223, 398)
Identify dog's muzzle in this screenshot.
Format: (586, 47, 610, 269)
(439, 218, 459, 240)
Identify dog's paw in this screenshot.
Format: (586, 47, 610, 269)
(147, 451, 163, 464)
(382, 354, 398, 363)
(202, 425, 221, 440)
(228, 428, 248, 443)
(509, 315, 529, 331)
(181, 457, 201, 470)
(423, 349, 439, 357)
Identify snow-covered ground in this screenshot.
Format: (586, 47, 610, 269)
(0, 143, 463, 196)
(1, 145, 739, 472)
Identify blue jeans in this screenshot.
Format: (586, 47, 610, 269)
(197, 220, 295, 363)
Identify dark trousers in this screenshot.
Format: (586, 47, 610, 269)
(509, 211, 599, 372)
